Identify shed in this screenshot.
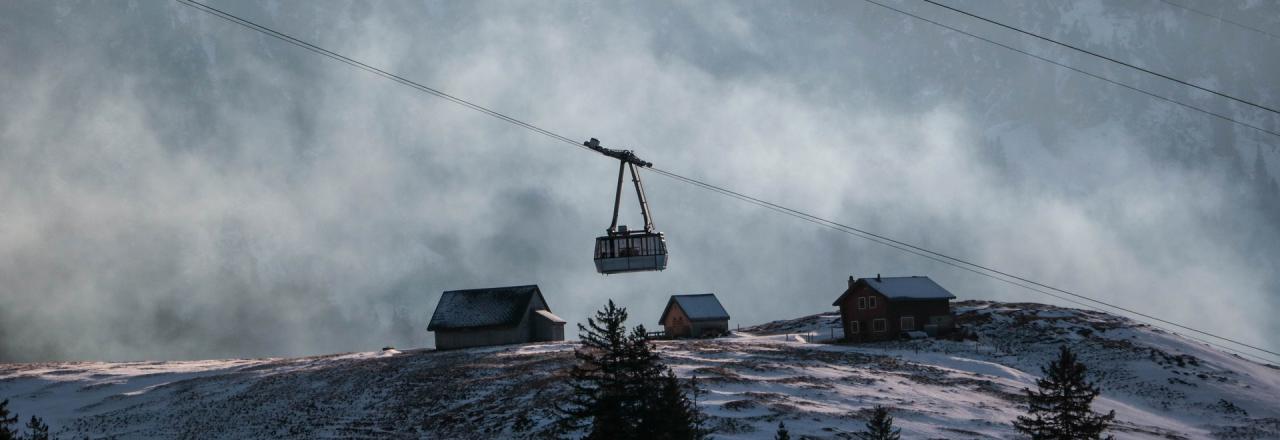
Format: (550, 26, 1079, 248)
(659, 293, 730, 338)
(427, 284, 566, 350)
(832, 275, 957, 342)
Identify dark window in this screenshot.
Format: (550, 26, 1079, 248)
(900, 316, 915, 331)
(849, 321, 860, 334)
(872, 319, 887, 332)
(868, 296, 877, 308)
(857, 297, 867, 309)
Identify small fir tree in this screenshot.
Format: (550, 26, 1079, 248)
(858, 406, 901, 440)
(0, 399, 18, 440)
(25, 415, 50, 440)
(1013, 345, 1116, 440)
(639, 369, 709, 439)
(774, 420, 791, 440)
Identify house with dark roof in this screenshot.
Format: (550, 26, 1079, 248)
(832, 275, 957, 342)
(427, 284, 566, 350)
(659, 293, 730, 338)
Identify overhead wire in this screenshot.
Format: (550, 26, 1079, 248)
(922, 0, 1280, 118)
(175, 0, 1280, 363)
(649, 167, 1280, 361)
(855, 0, 1280, 141)
(173, 0, 590, 152)
(1155, 0, 1280, 42)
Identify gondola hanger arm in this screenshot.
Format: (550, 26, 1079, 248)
(584, 138, 652, 167)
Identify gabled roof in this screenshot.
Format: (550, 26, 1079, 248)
(832, 276, 956, 306)
(428, 285, 549, 331)
(660, 294, 730, 324)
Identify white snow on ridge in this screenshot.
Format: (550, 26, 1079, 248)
(0, 301, 1277, 439)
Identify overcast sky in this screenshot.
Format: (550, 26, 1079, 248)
(1, 0, 1278, 362)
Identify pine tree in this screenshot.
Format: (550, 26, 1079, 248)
(558, 300, 637, 438)
(857, 406, 901, 440)
(774, 420, 791, 440)
(25, 415, 49, 440)
(0, 399, 19, 440)
(639, 369, 709, 439)
(558, 301, 711, 440)
(1013, 345, 1116, 440)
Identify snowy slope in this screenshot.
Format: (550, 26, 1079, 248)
(1, 301, 1277, 439)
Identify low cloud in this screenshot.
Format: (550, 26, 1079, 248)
(0, 0, 1276, 361)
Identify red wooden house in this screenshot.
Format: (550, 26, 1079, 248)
(832, 275, 956, 342)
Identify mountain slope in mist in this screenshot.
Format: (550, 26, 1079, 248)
(1, 301, 1277, 439)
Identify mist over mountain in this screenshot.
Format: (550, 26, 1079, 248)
(0, 0, 1277, 362)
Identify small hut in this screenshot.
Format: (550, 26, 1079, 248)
(427, 284, 566, 350)
(659, 293, 730, 338)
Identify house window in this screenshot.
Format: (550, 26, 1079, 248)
(872, 319, 887, 332)
(900, 316, 915, 331)
(868, 296, 877, 309)
(857, 297, 867, 309)
(848, 321, 860, 334)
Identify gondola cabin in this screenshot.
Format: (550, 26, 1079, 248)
(594, 226, 668, 274)
(583, 138, 669, 274)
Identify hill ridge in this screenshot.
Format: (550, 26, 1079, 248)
(2, 301, 1277, 439)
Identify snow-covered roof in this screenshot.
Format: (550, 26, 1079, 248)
(833, 276, 956, 305)
(660, 293, 730, 324)
(428, 285, 550, 331)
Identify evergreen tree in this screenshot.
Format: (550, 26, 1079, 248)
(857, 406, 901, 440)
(559, 300, 636, 438)
(1013, 345, 1116, 440)
(774, 420, 791, 440)
(0, 399, 18, 440)
(639, 369, 709, 439)
(558, 301, 711, 440)
(25, 415, 49, 440)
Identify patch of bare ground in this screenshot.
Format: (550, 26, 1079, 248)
(689, 366, 750, 384)
(1209, 417, 1280, 440)
(721, 399, 757, 411)
(768, 375, 834, 390)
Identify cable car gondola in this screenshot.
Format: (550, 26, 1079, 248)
(585, 138, 668, 274)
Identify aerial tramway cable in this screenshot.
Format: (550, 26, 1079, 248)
(856, 0, 1280, 142)
(922, 0, 1280, 118)
(176, 0, 1280, 363)
(1155, 0, 1280, 41)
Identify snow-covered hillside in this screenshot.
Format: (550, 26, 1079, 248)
(1, 301, 1277, 439)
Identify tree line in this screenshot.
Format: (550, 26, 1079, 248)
(0, 400, 49, 440)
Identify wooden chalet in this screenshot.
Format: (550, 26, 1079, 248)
(833, 275, 956, 342)
(427, 284, 566, 350)
(659, 293, 730, 338)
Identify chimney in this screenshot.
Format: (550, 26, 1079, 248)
(848, 275, 855, 288)
(876, 273, 882, 282)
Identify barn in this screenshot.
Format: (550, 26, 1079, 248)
(832, 275, 956, 342)
(659, 293, 730, 338)
(427, 284, 566, 350)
